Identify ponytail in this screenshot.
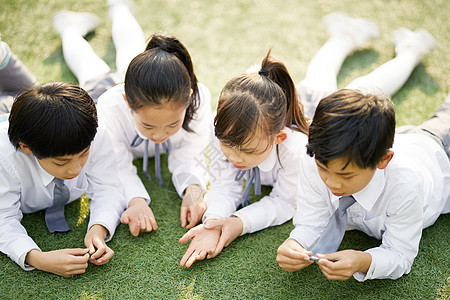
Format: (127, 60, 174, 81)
(215, 50, 308, 150)
(261, 51, 308, 135)
(125, 33, 199, 132)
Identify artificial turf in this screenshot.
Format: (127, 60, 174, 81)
(1, 0, 449, 298)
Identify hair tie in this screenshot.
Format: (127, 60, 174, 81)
(258, 69, 269, 77)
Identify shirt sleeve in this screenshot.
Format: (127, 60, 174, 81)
(97, 92, 150, 205)
(84, 129, 128, 241)
(202, 135, 243, 222)
(288, 155, 334, 249)
(233, 146, 300, 234)
(353, 176, 424, 281)
(168, 83, 212, 197)
(0, 159, 40, 270)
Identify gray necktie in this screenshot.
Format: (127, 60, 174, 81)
(310, 195, 356, 257)
(130, 133, 171, 186)
(234, 166, 261, 207)
(45, 178, 71, 233)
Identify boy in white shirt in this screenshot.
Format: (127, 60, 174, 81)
(0, 81, 127, 277)
(276, 89, 450, 281)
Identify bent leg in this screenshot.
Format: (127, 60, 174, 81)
(346, 28, 436, 96)
(109, 2, 145, 74)
(0, 42, 36, 93)
(300, 12, 379, 117)
(53, 11, 110, 86)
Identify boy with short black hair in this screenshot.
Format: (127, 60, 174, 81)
(0, 81, 126, 277)
(276, 89, 450, 281)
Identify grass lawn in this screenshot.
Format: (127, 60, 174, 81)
(1, 0, 449, 299)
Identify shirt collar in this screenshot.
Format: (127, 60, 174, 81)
(352, 168, 386, 211)
(32, 156, 55, 187)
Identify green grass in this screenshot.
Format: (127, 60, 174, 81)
(1, 0, 449, 299)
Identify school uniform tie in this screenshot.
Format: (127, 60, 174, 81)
(234, 166, 261, 207)
(130, 133, 171, 187)
(310, 195, 356, 256)
(45, 178, 71, 233)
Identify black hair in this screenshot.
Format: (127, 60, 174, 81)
(124, 33, 199, 132)
(307, 89, 396, 169)
(215, 50, 308, 152)
(8, 81, 97, 159)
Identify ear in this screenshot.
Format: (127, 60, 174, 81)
(19, 142, 33, 155)
(377, 150, 394, 170)
(274, 129, 288, 145)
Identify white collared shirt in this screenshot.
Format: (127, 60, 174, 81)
(289, 133, 450, 281)
(96, 83, 212, 204)
(203, 126, 308, 234)
(0, 127, 127, 270)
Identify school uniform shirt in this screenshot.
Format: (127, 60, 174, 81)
(203, 127, 309, 234)
(0, 128, 127, 270)
(96, 83, 211, 204)
(289, 133, 450, 281)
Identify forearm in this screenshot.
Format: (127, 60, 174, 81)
(87, 224, 109, 241)
(25, 249, 44, 270)
(353, 250, 372, 274)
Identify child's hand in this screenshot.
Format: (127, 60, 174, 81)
(316, 250, 372, 280)
(25, 248, 90, 277)
(84, 224, 114, 265)
(179, 223, 221, 267)
(203, 216, 243, 257)
(276, 238, 314, 272)
(180, 185, 206, 229)
(121, 197, 158, 236)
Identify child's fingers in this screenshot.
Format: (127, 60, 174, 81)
(180, 207, 188, 228)
(89, 243, 106, 260)
(142, 215, 152, 232)
(149, 214, 158, 230)
(180, 247, 195, 266)
(128, 219, 140, 237)
(179, 230, 195, 244)
(120, 213, 129, 224)
(88, 243, 96, 255)
(186, 210, 199, 229)
(67, 248, 90, 256)
(138, 213, 146, 228)
(186, 250, 207, 268)
(93, 247, 114, 265)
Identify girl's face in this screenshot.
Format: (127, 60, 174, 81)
(131, 102, 186, 143)
(219, 129, 287, 170)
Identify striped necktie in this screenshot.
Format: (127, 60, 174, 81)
(45, 178, 71, 233)
(310, 195, 356, 258)
(234, 166, 261, 207)
(130, 133, 171, 187)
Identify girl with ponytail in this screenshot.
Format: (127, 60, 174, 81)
(97, 33, 212, 237)
(179, 51, 309, 267)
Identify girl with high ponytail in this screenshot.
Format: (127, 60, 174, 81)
(179, 51, 309, 267)
(97, 33, 212, 237)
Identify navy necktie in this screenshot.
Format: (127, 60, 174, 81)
(45, 178, 71, 233)
(310, 195, 356, 257)
(235, 166, 261, 207)
(130, 133, 171, 187)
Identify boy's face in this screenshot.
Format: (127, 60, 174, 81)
(35, 147, 91, 180)
(315, 157, 377, 197)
